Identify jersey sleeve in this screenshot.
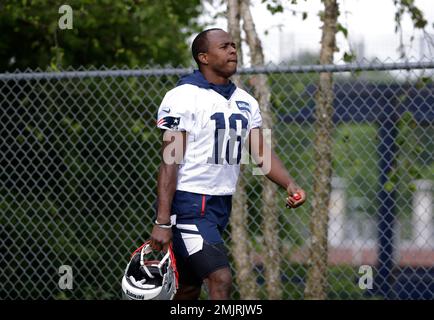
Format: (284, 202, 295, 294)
(156, 86, 194, 132)
(250, 98, 262, 129)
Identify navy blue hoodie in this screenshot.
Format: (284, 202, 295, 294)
(176, 70, 236, 100)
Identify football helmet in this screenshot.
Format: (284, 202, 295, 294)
(121, 241, 178, 300)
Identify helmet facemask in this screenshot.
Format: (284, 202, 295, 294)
(122, 242, 178, 300)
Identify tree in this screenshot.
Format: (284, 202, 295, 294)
(227, 0, 259, 300)
(0, 0, 203, 71)
(226, 0, 283, 300)
(393, 0, 431, 58)
(304, 0, 338, 300)
(240, 0, 283, 300)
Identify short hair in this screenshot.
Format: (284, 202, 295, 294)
(191, 28, 223, 66)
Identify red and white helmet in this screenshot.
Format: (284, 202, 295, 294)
(121, 241, 178, 300)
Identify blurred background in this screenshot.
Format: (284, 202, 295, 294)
(0, 0, 433, 300)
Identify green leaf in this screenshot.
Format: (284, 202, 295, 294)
(384, 181, 395, 192)
(266, 3, 284, 15)
(337, 23, 348, 38)
(343, 52, 355, 63)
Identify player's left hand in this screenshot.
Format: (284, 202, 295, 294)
(285, 185, 306, 209)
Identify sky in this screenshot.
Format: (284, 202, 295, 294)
(200, 0, 434, 65)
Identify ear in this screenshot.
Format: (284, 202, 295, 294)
(198, 53, 208, 65)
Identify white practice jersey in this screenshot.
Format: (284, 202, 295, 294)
(156, 84, 262, 195)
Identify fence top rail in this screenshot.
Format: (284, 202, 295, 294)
(0, 61, 433, 80)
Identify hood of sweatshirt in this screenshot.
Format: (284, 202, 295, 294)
(176, 70, 236, 100)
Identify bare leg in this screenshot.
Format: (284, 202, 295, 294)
(206, 267, 232, 300)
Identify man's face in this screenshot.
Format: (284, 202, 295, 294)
(201, 30, 238, 78)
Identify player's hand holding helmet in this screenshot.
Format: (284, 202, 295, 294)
(121, 240, 178, 300)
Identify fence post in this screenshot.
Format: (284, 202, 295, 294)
(412, 180, 433, 248)
(376, 98, 398, 299)
(328, 177, 346, 247)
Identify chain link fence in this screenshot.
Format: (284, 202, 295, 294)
(1, 60, 433, 300)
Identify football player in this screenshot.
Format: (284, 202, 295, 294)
(151, 28, 306, 300)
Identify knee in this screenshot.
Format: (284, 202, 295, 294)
(207, 268, 232, 293)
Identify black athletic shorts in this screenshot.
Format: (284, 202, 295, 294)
(174, 241, 230, 287)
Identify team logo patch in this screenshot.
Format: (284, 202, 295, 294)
(236, 101, 251, 114)
(157, 116, 181, 130)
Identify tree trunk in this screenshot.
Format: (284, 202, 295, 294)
(227, 0, 258, 300)
(304, 0, 338, 300)
(241, 0, 281, 300)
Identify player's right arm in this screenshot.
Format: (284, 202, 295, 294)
(150, 86, 193, 251)
(150, 130, 186, 252)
